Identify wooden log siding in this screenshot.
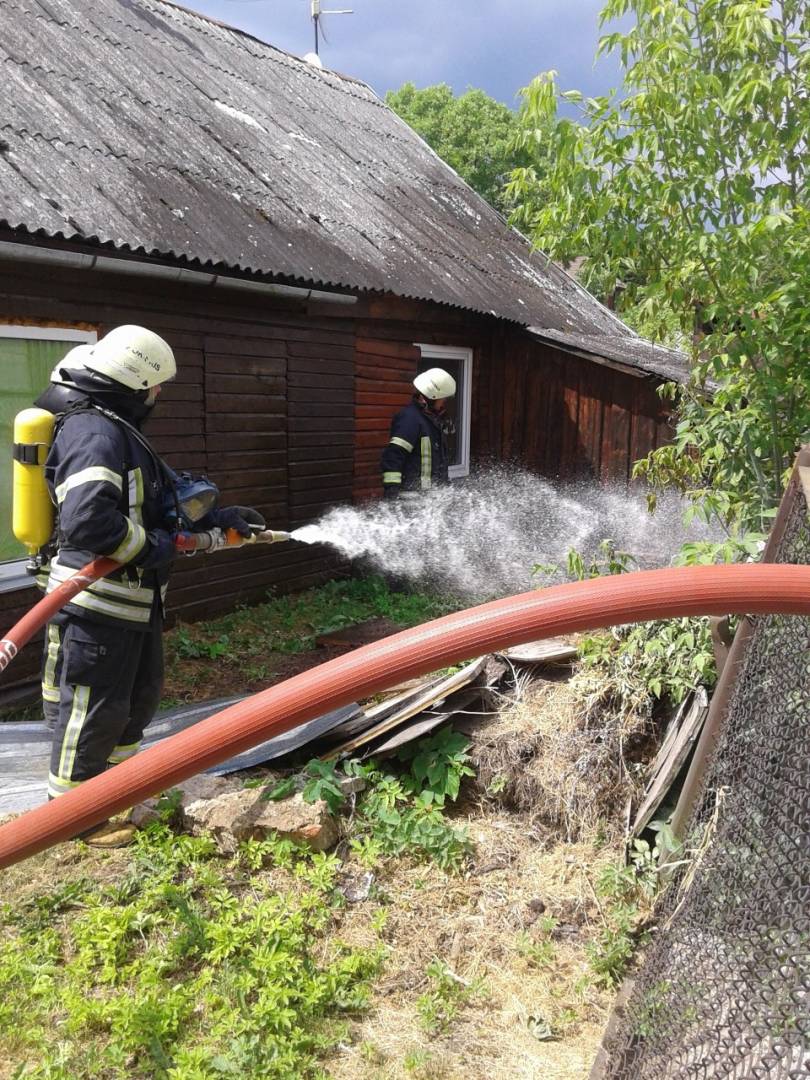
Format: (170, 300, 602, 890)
(0, 258, 675, 690)
(0, 258, 353, 685)
(474, 327, 673, 483)
(353, 336, 421, 501)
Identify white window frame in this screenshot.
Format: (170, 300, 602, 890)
(0, 325, 98, 594)
(415, 343, 472, 481)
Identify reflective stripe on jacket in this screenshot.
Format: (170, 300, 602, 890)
(42, 408, 170, 630)
(380, 402, 449, 492)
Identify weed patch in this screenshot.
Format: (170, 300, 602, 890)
(163, 575, 459, 703)
(0, 824, 384, 1078)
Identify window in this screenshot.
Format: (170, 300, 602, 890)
(415, 344, 472, 480)
(0, 326, 97, 592)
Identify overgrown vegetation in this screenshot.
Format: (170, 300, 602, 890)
(536, 539, 717, 720)
(0, 819, 384, 1079)
(264, 729, 476, 873)
(0, 708, 628, 1078)
(162, 575, 458, 703)
(509, 0, 809, 533)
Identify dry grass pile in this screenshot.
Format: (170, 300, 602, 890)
(469, 671, 653, 843)
(328, 813, 617, 1080)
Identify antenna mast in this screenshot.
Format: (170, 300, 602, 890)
(310, 0, 353, 56)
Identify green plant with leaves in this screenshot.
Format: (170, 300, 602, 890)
(302, 758, 347, 815)
(0, 822, 384, 1079)
(586, 823, 672, 987)
(350, 769, 473, 872)
(579, 615, 716, 705)
(386, 82, 526, 212)
(416, 958, 484, 1034)
(509, 0, 810, 532)
(256, 730, 476, 872)
(534, 536, 714, 706)
(396, 727, 476, 807)
(533, 538, 636, 583)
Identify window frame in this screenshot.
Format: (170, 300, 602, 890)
(0, 324, 98, 594)
(414, 343, 472, 481)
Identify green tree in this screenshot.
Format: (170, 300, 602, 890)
(509, 0, 810, 531)
(386, 82, 525, 212)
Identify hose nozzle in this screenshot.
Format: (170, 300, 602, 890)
(257, 529, 292, 544)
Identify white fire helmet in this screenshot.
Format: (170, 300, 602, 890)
(413, 367, 456, 400)
(81, 326, 177, 391)
(50, 344, 95, 381)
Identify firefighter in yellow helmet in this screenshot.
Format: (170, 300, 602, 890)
(380, 368, 457, 499)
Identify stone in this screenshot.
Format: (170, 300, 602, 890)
(182, 787, 339, 854)
(128, 799, 161, 828)
(128, 775, 243, 828)
(174, 774, 243, 808)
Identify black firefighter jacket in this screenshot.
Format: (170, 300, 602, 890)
(381, 401, 450, 496)
(40, 405, 173, 630)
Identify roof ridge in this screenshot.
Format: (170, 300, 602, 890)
(149, 0, 372, 90)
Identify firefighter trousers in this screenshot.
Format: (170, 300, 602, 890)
(45, 609, 164, 799)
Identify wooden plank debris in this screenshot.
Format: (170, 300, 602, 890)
(323, 657, 489, 760)
(369, 688, 485, 755)
(497, 637, 578, 664)
(631, 687, 709, 837)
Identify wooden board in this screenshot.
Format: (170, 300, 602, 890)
(631, 687, 709, 836)
(498, 638, 578, 664)
(369, 688, 484, 755)
(322, 657, 489, 760)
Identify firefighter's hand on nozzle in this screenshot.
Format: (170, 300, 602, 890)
(140, 528, 178, 567)
(213, 506, 266, 538)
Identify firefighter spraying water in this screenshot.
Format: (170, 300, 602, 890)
(4, 326, 287, 847)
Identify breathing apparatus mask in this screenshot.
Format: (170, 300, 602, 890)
(162, 470, 220, 532)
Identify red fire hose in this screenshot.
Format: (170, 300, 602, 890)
(0, 556, 119, 675)
(1, 562, 809, 870)
(0, 528, 290, 675)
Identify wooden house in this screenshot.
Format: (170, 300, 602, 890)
(0, 0, 689, 682)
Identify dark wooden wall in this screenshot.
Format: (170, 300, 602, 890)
(0, 258, 352, 683)
(474, 327, 673, 483)
(0, 258, 673, 689)
(352, 298, 488, 501)
(351, 303, 673, 501)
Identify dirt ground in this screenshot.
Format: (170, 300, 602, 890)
(161, 643, 351, 704)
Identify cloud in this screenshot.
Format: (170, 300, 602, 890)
(192, 0, 622, 106)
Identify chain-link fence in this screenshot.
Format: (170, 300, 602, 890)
(594, 460, 810, 1079)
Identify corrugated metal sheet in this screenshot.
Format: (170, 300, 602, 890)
(528, 327, 692, 384)
(0, 0, 637, 339)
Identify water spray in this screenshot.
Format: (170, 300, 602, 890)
(289, 468, 721, 599)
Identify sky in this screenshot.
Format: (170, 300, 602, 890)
(186, 0, 625, 109)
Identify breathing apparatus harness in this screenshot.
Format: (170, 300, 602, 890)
(13, 394, 220, 575)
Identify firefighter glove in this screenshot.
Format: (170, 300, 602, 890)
(382, 485, 400, 501)
(214, 505, 266, 538)
(139, 528, 177, 568)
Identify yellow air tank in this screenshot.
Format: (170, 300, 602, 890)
(13, 408, 55, 555)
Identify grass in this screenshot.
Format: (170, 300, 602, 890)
(0, 687, 633, 1078)
(162, 575, 459, 704)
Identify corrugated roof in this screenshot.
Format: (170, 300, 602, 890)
(528, 328, 692, 384)
(1, 0, 637, 343)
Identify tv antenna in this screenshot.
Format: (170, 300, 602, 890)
(310, 0, 352, 56)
